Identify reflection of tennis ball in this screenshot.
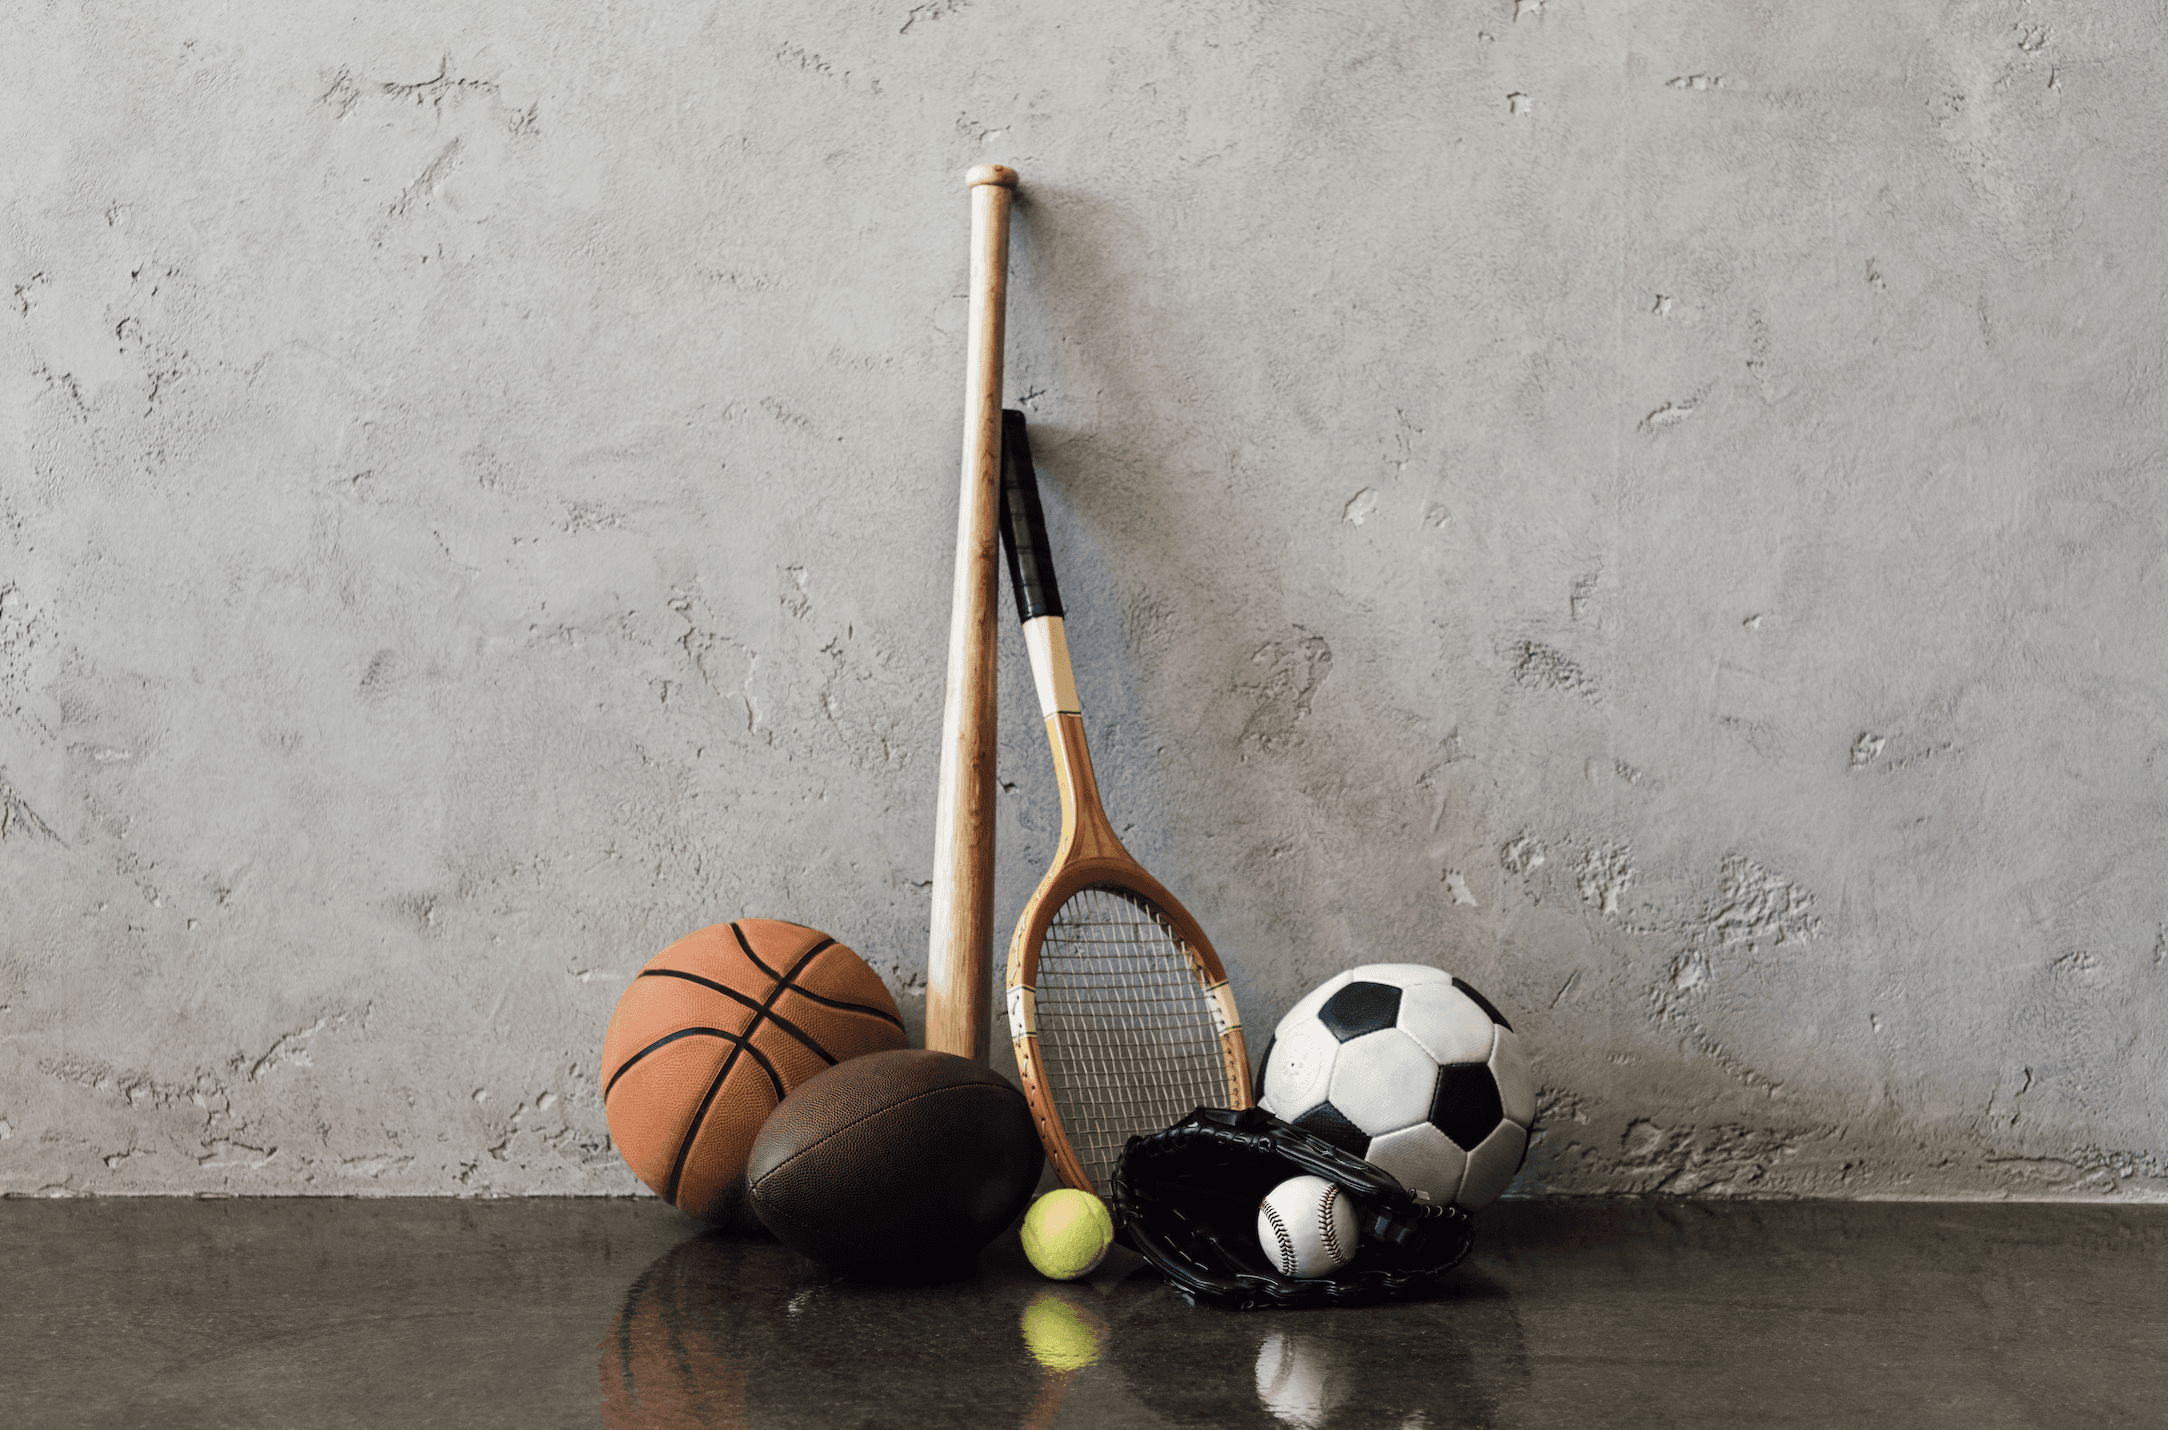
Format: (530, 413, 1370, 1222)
(1021, 1189, 1114, 1281)
(1020, 1290, 1107, 1372)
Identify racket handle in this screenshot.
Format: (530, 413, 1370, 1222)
(998, 411, 1064, 622)
(927, 164, 1019, 1063)
(997, 411, 1081, 720)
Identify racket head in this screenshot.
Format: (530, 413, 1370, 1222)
(1007, 855, 1253, 1197)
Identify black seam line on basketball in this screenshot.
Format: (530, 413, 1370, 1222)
(730, 923, 908, 1031)
(662, 1032, 787, 1207)
(726, 923, 899, 1025)
(636, 969, 844, 1066)
(754, 1082, 1012, 1185)
(770, 981, 907, 1030)
(664, 1046, 739, 1207)
(604, 1026, 762, 1102)
(731, 922, 834, 986)
(729, 927, 846, 1064)
(660, 925, 839, 1206)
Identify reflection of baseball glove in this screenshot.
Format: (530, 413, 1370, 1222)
(1111, 1107, 1475, 1310)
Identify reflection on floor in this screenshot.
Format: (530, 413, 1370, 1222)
(3, 1197, 2162, 1428)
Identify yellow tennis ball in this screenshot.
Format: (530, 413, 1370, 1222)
(1021, 1188, 1115, 1281)
(1020, 1290, 1107, 1372)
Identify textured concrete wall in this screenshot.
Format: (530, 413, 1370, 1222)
(4, 0, 2163, 1199)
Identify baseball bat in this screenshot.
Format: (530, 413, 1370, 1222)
(925, 163, 1018, 1061)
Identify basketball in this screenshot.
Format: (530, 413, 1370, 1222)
(746, 1048, 1044, 1281)
(601, 919, 908, 1225)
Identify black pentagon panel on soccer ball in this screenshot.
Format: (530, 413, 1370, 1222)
(1291, 1101, 1373, 1159)
(1452, 977, 1512, 1032)
(1431, 1062, 1505, 1151)
(1318, 981, 1403, 1042)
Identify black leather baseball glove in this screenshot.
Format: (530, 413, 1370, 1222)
(1110, 1106, 1475, 1309)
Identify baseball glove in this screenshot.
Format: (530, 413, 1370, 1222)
(1111, 1106, 1475, 1309)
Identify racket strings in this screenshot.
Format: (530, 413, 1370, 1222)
(1032, 884, 1232, 1193)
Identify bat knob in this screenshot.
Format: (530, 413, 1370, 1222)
(967, 164, 1020, 189)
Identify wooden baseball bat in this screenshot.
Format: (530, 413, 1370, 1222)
(925, 163, 1018, 1061)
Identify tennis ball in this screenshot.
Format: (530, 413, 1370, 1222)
(1020, 1290, 1108, 1372)
(1021, 1188, 1115, 1281)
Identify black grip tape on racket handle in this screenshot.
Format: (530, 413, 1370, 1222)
(998, 409, 1064, 623)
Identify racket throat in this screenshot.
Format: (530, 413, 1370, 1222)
(1044, 711, 1128, 864)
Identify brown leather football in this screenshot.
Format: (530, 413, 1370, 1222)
(746, 1049, 1044, 1282)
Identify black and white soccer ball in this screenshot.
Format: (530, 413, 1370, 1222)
(1257, 964, 1534, 1210)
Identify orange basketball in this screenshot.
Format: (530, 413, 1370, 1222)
(601, 919, 907, 1224)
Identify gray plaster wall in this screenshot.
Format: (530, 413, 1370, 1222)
(4, 0, 2163, 1200)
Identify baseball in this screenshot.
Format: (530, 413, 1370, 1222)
(1257, 1174, 1359, 1279)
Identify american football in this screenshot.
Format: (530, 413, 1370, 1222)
(745, 1048, 1044, 1282)
(1257, 965, 1534, 1210)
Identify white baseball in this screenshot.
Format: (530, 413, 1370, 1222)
(1256, 1175, 1359, 1279)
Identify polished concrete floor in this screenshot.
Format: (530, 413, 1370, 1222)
(2, 1197, 2160, 1428)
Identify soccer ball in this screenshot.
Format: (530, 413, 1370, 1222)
(1257, 964, 1534, 1210)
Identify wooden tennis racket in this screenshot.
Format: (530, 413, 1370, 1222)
(996, 411, 1253, 1197)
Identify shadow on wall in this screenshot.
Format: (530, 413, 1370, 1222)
(998, 180, 1361, 1038)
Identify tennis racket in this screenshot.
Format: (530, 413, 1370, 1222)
(996, 411, 1253, 1197)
